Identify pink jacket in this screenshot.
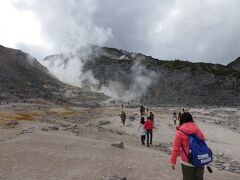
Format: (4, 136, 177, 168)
(170, 122, 205, 165)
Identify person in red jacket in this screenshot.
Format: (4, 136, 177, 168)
(170, 112, 205, 180)
(144, 117, 154, 147)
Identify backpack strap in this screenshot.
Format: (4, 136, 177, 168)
(178, 129, 190, 160)
(181, 144, 188, 160)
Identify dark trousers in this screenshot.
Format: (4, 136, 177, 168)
(181, 164, 204, 180)
(141, 135, 146, 145)
(146, 129, 152, 147)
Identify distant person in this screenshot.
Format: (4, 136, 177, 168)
(170, 112, 208, 180)
(150, 112, 154, 125)
(173, 112, 177, 126)
(138, 117, 146, 145)
(144, 117, 154, 147)
(146, 106, 149, 113)
(140, 105, 145, 116)
(120, 111, 126, 126)
(183, 108, 185, 112)
(121, 104, 124, 109)
(178, 112, 182, 123)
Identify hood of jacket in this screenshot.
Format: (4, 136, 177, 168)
(177, 122, 199, 134)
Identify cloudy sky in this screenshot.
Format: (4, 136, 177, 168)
(0, 0, 240, 64)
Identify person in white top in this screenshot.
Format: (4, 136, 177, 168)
(138, 117, 146, 145)
(173, 112, 177, 125)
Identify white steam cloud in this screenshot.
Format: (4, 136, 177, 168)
(10, 0, 159, 101)
(42, 47, 94, 87)
(43, 48, 157, 102)
(98, 60, 157, 101)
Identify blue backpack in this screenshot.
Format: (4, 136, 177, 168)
(179, 130, 213, 167)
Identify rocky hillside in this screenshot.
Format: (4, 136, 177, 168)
(44, 46, 240, 106)
(227, 57, 240, 72)
(0, 45, 107, 105)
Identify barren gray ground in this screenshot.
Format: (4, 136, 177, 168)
(0, 103, 239, 180)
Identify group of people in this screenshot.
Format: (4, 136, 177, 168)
(121, 105, 155, 147)
(121, 105, 210, 180)
(138, 105, 155, 147)
(138, 113, 154, 147)
(138, 107, 210, 180)
(172, 108, 185, 126)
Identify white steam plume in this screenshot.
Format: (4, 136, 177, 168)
(12, 0, 157, 101)
(42, 46, 98, 87)
(97, 60, 158, 101)
(43, 47, 157, 102)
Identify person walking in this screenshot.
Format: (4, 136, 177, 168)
(146, 106, 149, 113)
(144, 117, 154, 147)
(120, 111, 126, 126)
(140, 105, 145, 116)
(173, 112, 177, 125)
(170, 112, 206, 180)
(138, 117, 146, 145)
(178, 112, 182, 122)
(150, 112, 155, 125)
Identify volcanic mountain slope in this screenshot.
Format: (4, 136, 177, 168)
(0, 45, 107, 104)
(44, 46, 240, 106)
(228, 57, 240, 72)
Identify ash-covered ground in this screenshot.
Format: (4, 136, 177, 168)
(0, 102, 239, 180)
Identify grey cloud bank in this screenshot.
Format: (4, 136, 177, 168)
(13, 0, 240, 64)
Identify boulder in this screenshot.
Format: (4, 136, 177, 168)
(101, 175, 127, 180)
(20, 127, 35, 134)
(41, 127, 48, 131)
(98, 120, 111, 125)
(111, 141, 124, 149)
(5, 120, 19, 128)
(49, 126, 59, 130)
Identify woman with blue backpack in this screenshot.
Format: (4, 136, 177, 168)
(170, 112, 212, 180)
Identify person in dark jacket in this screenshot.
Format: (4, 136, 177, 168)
(144, 117, 154, 147)
(120, 111, 126, 126)
(140, 105, 145, 116)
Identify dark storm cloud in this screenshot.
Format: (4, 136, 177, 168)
(13, 0, 240, 64)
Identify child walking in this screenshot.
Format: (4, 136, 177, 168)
(173, 112, 177, 125)
(138, 117, 146, 145)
